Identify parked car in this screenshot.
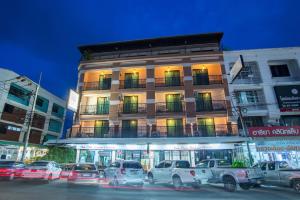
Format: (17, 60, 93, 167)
(21, 161, 61, 182)
(148, 160, 202, 189)
(104, 160, 144, 187)
(0, 161, 25, 181)
(196, 159, 263, 192)
(254, 161, 300, 193)
(67, 163, 100, 186)
(60, 163, 75, 179)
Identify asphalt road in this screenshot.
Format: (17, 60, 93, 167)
(0, 179, 299, 200)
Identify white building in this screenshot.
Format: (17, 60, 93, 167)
(0, 68, 66, 160)
(224, 47, 300, 167)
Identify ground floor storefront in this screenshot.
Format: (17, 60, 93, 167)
(73, 143, 239, 170)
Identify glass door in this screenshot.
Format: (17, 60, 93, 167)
(125, 73, 139, 88)
(165, 70, 180, 86)
(123, 96, 138, 113)
(196, 93, 213, 111)
(193, 69, 209, 85)
(197, 118, 215, 136)
(122, 120, 138, 138)
(167, 119, 183, 137)
(99, 75, 111, 89)
(97, 97, 109, 114)
(94, 120, 109, 137)
(166, 94, 182, 112)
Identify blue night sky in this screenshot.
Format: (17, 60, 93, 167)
(1, 0, 300, 132)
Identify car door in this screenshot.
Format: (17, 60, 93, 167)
(162, 161, 173, 183)
(153, 161, 165, 182)
(265, 162, 280, 185)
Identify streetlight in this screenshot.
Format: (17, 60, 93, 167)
(20, 73, 42, 161)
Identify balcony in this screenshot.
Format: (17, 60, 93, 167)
(196, 100, 227, 112)
(82, 79, 111, 91)
(155, 77, 184, 87)
(119, 103, 146, 114)
(80, 104, 109, 115)
(193, 75, 223, 85)
(156, 102, 185, 113)
(119, 79, 146, 89)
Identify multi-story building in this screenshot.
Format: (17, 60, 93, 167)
(0, 68, 66, 160)
(55, 32, 248, 169)
(224, 47, 300, 167)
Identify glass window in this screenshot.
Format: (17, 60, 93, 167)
(268, 162, 275, 170)
(51, 103, 65, 118)
(109, 162, 121, 168)
(217, 160, 231, 167)
(196, 160, 210, 168)
(29, 162, 49, 167)
(279, 161, 289, 169)
(48, 119, 62, 133)
(156, 162, 165, 168)
(35, 96, 49, 113)
(74, 164, 96, 171)
(175, 161, 190, 168)
(123, 162, 142, 169)
(209, 161, 215, 168)
(164, 161, 172, 168)
(261, 163, 267, 171)
(270, 64, 290, 77)
(7, 83, 31, 106)
(236, 90, 259, 104)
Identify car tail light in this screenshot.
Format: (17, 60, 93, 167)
(190, 170, 195, 177)
(69, 171, 77, 177)
(120, 168, 126, 175)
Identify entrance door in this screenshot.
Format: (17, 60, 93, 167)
(122, 120, 138, 138)
(167, 119, 183, 137)
(123, 96, 138, 113)
(165, 70, 180, 86)
(193, 69, 209, 85)
(94, 120, 109, 137)
(166, 94, 182, 112)
(197, 118, 215, 136)
(196, 93, 213, 111)
(97, 97, 109, 114)
(125, 73, 139, 88)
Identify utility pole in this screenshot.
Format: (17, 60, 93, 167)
(21, 73, 42, 161)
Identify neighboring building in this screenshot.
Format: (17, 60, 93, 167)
(224, 47, 300, 168)
(48, 32, 248, 169)
(0, 68, 66, 160)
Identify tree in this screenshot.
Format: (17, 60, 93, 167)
(38, 146, 76, 164)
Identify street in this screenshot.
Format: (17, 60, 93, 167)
(0, 180, 299, 200)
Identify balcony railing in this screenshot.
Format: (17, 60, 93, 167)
(82, 80, 112, 91)
(70, 124, 239, 138)
(156, 102, 185, 113)
(193, 75, 223, 85)
(80, 104, 109, 115)
(155, 77, 184, 87)
(119, 103, 147, 114)
(196, 100, 227, 112)
(119, 79, 146, 89)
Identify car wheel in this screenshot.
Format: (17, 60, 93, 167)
(111, 177, 119, 187)
(47, 174, 53, 184)
(239, 183, 251, 190)
(8, 173, 14, 181)
(192, 181, 201, 189)
(173, 176, 182, 190)
(293, 180, 300, 193)
(148, 173, 154, 185)
(223, 176, 237, 192)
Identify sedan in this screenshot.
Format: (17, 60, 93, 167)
(0, 161, 25, 181)
(67, 163, 100, 186)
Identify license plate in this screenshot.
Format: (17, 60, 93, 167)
(82, 173, 91, 177)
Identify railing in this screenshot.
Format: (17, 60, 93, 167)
(82, 79, 112, 91)
(156, 102, 185, 113)
(70, 124, 239, 138)
(119, 79, 146, 89)
(155, 77, 184, 87)
(195, 100, 227, 112)
(193, 75, 223, 85)
(70, 126, 147, 138)
(80, 104, 109, 115)
(119, 103, 147, 114)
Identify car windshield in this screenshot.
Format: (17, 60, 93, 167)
(29, 162, 49, 166)
(217, 160, 231, 167)
(0, 161, 15, 168)
(109, 162, 121, 168)
(74, 164, 96, 171)
(196, 160, 209, 168)
(175, 161, 190, 168)
(123, 162, 142, 169)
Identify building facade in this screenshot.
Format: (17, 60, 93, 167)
(55, 33, 248, 169)
(0, 68, 66, 160)
(223, 47, 300, 168)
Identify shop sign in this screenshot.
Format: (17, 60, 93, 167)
(248, 126, 300, 137)
(255, 140, 300, 152)
(78, 144, 147, 150)
(149, 143, 235, 150)
(274, 85, 300, 112)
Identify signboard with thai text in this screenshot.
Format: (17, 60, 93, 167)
(248, 126, 300, 137)
(274, 85, 300, 112)
(255, 140, 300, 152)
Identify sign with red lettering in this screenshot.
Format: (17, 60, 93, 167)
(248, 126, 300, 137)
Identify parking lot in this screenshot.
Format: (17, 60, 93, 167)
(0, 179, 299, 200)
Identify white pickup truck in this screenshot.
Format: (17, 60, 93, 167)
(148, 160, 208, 189)
(196, 159, 263, 192)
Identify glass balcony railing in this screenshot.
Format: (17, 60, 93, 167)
(195, 100, 227, 112)
(193, 75, 223, 85)
(80, 104, 109, 115)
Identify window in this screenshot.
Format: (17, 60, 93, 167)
(74, 164, 96, 171)
(261, 163, 267, 171)
(109, 162, 121, 168)
(51, 103, 65, 118)
(48, 119, 62, 133)
(279, 161, 289, 169)
(123, 162, 142, 169)
(209, 161, 215, 168)
(8, 83, 31, 106)
(236, 90, 259, 104)
(217, 160, 231, 167)
(175, 161, 190, 168)
(3, 104, 14, 113)
(36, 98, 44, 107)
(35, 96, 49, 113)
(196, 160, 210, 168)
(156, 162, 165, 168)
(165, 161, 172, 168)
(270, 64, 290, 77)
(268, 162, 275, 170)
